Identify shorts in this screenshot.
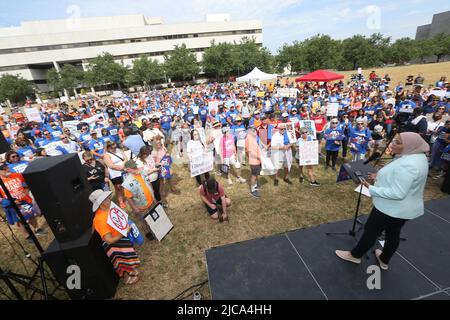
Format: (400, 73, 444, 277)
(205, 198, 224, 216)
(250, 164, 261, 176)
(110, 176, 124, 185)
(223, 156, 241, 169)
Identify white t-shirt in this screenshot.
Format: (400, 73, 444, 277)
(186, 140, 204, 156)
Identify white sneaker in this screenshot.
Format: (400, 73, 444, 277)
(228, 179, 233, 185)
(237, 177, 246, 184)
(375, 249, 389, 270)
(335, 250, 361, 264)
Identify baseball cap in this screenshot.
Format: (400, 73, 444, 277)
(222, 126, 230, 134)
(254, 110, 261, 115)
(34, 130, 41, 135)
(282, 112, 289, 118)
(235, 116, 243, 122)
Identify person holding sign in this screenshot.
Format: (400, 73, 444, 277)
(271, 124, 293, 186)
(187, 129, 210, 185)
(90, 190, 140, 285)
(296, 128, 320, 186)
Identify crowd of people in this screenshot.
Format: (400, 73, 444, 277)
(0, 72, 449, 284)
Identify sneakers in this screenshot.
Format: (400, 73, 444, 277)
(250, 190, 261, 198)
(310, 181, 321, 187)
(335, 250, 361, 264)
(237, 177, 247, 184)
(375, 249, 389, 270)
(274, 179, 279, 187)
(283, 178, 293, 185)
(34, 228, 47, 236)
(255, 184, 263, 190)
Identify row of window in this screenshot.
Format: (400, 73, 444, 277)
(0, 29, 262, 55)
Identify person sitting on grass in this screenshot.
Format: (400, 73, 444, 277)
(199, 177, 231, 223)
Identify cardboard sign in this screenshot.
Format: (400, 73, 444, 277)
(144, 204, 173, 241)
(190, 151, 214, 178)
(299, 120, 317, 139)
(299, 140, 319, 166)
(326, 103, 339, 117)
(107, 202, 129, 237)
(24, 108, 43, 123)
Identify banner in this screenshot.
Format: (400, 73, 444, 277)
(190, 151, 214, 178)
(299, 140, 319, 166)
(107, 202, 129, 237)
(62, 120, 80, 135)
(24, 108, 43, 123)
(326, 103, 339, 117)
(285, 122, 297, 143)
(277, 88, 299, 98)
(299, 120, 317, 139)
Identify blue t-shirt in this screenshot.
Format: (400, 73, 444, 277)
(8, 161, 30, 174)
(349, 126, 371, 154)
(324, 128, 344, 152)
(89, 139, 105, 158)
(17, 146, 35, 158)
(107, 126, 120, 143)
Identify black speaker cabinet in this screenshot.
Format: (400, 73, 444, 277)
(23, 154, 93, 242)
(42, 229, 119, 300)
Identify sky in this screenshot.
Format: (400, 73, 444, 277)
(0, 0, 448, 53)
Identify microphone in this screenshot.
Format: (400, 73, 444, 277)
(364, 152, 381, 165)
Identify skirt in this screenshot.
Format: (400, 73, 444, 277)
(102, 237, 140, 277)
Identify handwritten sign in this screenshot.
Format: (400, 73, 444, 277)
(190, 151, 214, 177)
(107, 202, 129, 237)
(299, 140, 319, 166)
(277, 88, 299, 98)
(285, 122, 297, 143)
(326, 103, 339, 117)
(24, 108, 43, 123)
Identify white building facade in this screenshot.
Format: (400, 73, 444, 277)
(0, 14, 263, 91)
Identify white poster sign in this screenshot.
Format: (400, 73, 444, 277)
(24, 108, 43, 123)
(107, 202, 129, 237)
(190, 151, 214, 178)
(60, 96, 69, 103)
(285, 122, 297, 144)
(326, 103, 339, 117)
(299, 120, 317, 139)
(208, 100, 220, 113)
(113, 91, 124, 98)
(43, 141, 65, 157)
(144, 204, 173, 241)
(277, 88, 299, 98)
(299, 140, 319, 166)
(429, 90, 448, 99)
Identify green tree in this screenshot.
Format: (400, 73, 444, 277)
(164, 44, 200, 82)
(0, 74, 35, 104)
(414, 39, 435, 63)
(431, 33, 450, 63)
(128, 56, 164, 87)
(302, 34, 341, 71)
(369, 33, 391, 65)
(275, 42, 307, 74)
(387, 38, 418, 64)
(202, 41, 235, 81)
(341, 35, 382, 70)
(231, 37, 274, 75)
(84, 53, 129, 89)
(47, 64, 83, 94)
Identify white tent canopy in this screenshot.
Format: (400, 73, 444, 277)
(236, 67, 278, 82)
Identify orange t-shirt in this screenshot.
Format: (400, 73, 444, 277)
(0, 173, 32, 203)
(123, 174, 153, 210)
(93, 207, 121, 239)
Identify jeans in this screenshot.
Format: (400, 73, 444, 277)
(351, 207, 407, 264)
(326, 150, 338, 168)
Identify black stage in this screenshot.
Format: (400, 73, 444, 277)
(205, 197, 450, 300)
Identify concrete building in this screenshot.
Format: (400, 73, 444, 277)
(415, 11, 450, 40)
(0, 14, 262, 92)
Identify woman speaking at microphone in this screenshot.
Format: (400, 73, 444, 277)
(336, 132, 430, 270)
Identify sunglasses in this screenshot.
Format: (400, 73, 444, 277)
(10, 155, 19, 158)
(331, 122, 339, 124)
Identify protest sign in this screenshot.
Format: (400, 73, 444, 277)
(60, 96, 68, 103)
(277, 88, 299, 98)
(107, 202, 129, 237)
(208, 100, 220, 113)
(299, 120, 317, 139)
(299, 140, 319, 166)
(112, 91, 124, 98)
(8, 125, 20, 140)
(256, 91, 265, 98)
(144, 204, 173, 241)
(43, 141, 64, 157)
(429, 90, 448, 99)
(190, 151, 214, 178)
(326, 103, 339, 117)
(285, 122, 297, 143)
(24, 108, 43, 123)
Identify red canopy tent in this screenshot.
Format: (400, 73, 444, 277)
(295, 70, 344, 82)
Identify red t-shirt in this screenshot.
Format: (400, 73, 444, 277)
(199, 184, 225, 204)
(310, 115, 327, 132)
(0, 173, 32, 203)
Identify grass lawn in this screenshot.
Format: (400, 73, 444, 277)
(0, 152, 447, 300)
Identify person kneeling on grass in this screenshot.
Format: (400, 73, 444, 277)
(90, 190, 140, 285)
(199, 177, 231, 223)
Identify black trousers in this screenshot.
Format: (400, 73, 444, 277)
(342, 139, 348, 158)
(151, 179, 162, 202)
(351, 207, 407, 264)
(195, 172, 210, 186)
(326, 150, 339, 168)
